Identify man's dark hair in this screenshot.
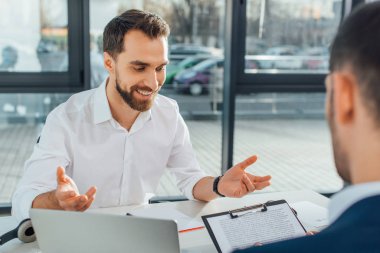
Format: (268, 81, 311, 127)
(103, 9, 170, 59)
(329, 2, 380, 122)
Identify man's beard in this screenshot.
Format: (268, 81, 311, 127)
(327, 89, 351, 184)
(115, 74, 158, 112)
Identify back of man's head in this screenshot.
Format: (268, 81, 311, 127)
(103, 9, 170, 59)
(330, 2, 380, 124)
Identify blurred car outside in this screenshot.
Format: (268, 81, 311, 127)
(173, 57, 223, 96)
(173, 57, 254, 96)
(255, 45, 303, 70)
(169, 43, 218, 56)
(300, 47, 329, 70)
(165, 55, 211, 85)
(168, 43, 222, 66)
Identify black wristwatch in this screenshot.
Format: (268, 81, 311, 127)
(213, 176, 225, 197)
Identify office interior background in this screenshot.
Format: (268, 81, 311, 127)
(0, 0, 373, 212)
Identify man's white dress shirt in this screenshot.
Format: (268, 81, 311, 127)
(12, 79, 206, 221)
(328, 181, 380, 224)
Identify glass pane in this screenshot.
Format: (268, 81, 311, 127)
(90, 0, 225, 197)
(0, 93, 72, 203)
(245, 0, 342, 74)
(234, 92, 343, 194)
(0, 0, 68, 72)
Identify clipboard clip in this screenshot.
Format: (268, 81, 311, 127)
(229, 203, 267, 219)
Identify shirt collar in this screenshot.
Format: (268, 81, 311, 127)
(93, 78, 112, 125)
(329, 181, 380, 224)
(93, 78, 153, 129)
(129, 109, 152, 134)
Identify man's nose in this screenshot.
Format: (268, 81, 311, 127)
(145, 71, 159, 91)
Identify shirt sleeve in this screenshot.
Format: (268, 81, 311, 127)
(166, 107, 207, 200)
(11, 109, 71, 221)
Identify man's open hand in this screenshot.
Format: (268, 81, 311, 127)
(218, 155, 271, 198)
(55, 166, 96, 211)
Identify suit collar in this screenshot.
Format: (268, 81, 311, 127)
(329, 181, 380, 224)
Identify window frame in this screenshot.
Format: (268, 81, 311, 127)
(0, 0, 91, 93)
(234, 0, 351, 94)
(221, 0, 360, 172)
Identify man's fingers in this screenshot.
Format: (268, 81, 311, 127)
(246, 174, 271, 190)
(75, 195, 93, 210)
(253, 181, 271, 190)
(306, 231, 318, 236)
(85, 186, 97, 199)
(236, 155, 258, 170)
(56, 166, 67, 185)
(76, 187, 96, 210)
(250, 175, 271, 182)
(60, 195, 88, 210)
(79, 197, 95, 212)
(242, 174, 255, 192)
(56, 190, 76, 201)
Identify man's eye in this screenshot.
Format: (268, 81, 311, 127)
(135, 67, 145, 72)
(156, 67, 165, 72)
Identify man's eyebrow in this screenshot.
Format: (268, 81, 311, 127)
(129, 61, 169, 67)
(158, 61, 169, 68)
(129, 60, 149, 66)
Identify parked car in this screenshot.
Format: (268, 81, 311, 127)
(258, 45, 302, 70)
(169, 43, 214, 56)
(173, 58, 254, 96)
(301, 47, 329, 70)
(168, 43, 221, 67)
(173, 57, 223, 96)
(165, 55, 210, 85)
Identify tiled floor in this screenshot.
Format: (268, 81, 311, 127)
(0, 119, 342, 203)
(155, 118, 342, 196)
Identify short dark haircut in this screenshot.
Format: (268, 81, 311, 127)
(329, 2, 380, 123)
(103, 9, 170, 59)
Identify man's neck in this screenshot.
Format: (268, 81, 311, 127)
(351, 133, 380, 184)
(106, 79, 139, 131)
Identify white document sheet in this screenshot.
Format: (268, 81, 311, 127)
(290, 201, 329, 231)
(127, 206, 204, 233)
(203, 201, 306, 253)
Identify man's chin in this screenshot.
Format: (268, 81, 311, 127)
(129, 99, 153, 112)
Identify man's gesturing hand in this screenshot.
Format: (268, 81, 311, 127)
(217, 155, 271, 198)
(55, 166, 96, 211)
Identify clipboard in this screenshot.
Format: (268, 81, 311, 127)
(202, 199, 306, 253)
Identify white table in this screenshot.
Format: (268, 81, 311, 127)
(0, 190, 329, 253)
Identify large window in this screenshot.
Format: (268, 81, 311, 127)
(245, 0, 341, 74)
(0, 0, 89, 92)
(0, 0, 354, 208)
(0, 0, 68, 73)
(0, 92, 72, 204)
(228, 0, 345, 193)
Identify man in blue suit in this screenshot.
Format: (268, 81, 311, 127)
(235, 2, 380, 253)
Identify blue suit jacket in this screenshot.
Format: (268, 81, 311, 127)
(234, 195, 380, 253)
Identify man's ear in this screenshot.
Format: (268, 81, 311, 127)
(103, 52, 114, 73)
(332, 72, 356, 125)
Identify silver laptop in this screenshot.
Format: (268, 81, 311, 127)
(30, 208, 180, 253)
